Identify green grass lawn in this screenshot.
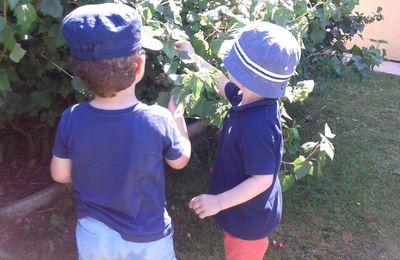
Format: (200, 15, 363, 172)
(168, 72, 400, 259)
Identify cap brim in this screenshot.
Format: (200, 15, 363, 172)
(141, 27, 163, 51)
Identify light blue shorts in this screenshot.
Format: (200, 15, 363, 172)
(76, 217, 176, 260)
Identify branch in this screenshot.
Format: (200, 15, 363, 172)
(3, 0, 7, 21)
(288, 2, 324, 24)
(281, 142, 321, 168)
(304, 142, 321, 161)
(0, 0, 7, 62)
(39, 53, 74, 78)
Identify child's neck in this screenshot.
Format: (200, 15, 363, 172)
(90, 85, 138, 110)
(239, 89, 265, 106)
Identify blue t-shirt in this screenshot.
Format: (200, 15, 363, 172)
(209, 82, 283, 240)
(52, 102, 186, 242)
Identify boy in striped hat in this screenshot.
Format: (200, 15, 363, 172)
(180, 21, 301, 259)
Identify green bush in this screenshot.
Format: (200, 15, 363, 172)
(0, 0, 385, 190)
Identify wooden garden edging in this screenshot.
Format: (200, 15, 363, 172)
(0, 184, 69, 220)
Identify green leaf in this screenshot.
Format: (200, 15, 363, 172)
(9, 43, 26, 63)
(0, 25, 16, 50)
(320, 134, 335, 160)
(40, 0, 63, 19)
(8, 0, 19, 10)
(163, 62, 178, 75)
(225, 12, 249, 31)
(0, 91, 7, 107)
(324, 123, 335, 138)
(38, 17, 53, 34)
(170, 28, 188, 41)
(170, 86, 190, 105)
(177, 51, 194, 64)
(47, 24, 65, 48)
(0, 73, 11, 92)
(350, 45, 362, 56)
(142, 7, 153, 23)
(192, 99, 214, 118)
(210, 36, 224, 58)
(293, 155, 306, 168)
(323, 1, 338, 18)
(156, 91, 170, 108)
(309, 21, 326, 45)
(294, 0, 308, 16)
(163, 41, 176, 60)
(200, 16, 210, 26)
(294, 160, 314, 180)
(280, 174, 295, 192)
(50, 214, 65, 227)
(272, 6, 291, 26)
(31, 91, 51, 109)
(40, 110, 57, 126)
(0, 18, 5, 31)
(301, 141, 318, 153)
(58, 80, 72, 98)
(185, 74, 202, 101)
(351, 55, 368, 71)
(192, 32, 209, 57)
(14, 3, 37, 32)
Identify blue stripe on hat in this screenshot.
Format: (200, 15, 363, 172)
(233, 41, 292, 83)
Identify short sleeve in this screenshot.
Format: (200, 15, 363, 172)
(241, 129, 278, 175)
(163, 113, 186, 160)
(52, 112, 69, 159)
(224, 82, 242, 106)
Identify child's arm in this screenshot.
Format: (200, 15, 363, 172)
(165, 97, 191, 169)
(189, 174, 273, 219)
(175, 42, 229, 98)
(50, 155, 72, 183)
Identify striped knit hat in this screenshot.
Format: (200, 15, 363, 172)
(223, 22, 301, 98)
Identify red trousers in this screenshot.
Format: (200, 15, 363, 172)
(224, 232, 269, 260)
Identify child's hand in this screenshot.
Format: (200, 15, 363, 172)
(175, 41, 195, 56)
(188, 194, 222, 219)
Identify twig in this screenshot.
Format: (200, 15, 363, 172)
(281, 142, 321, 167)
(11, 125, 31, 140)
(10, 124, 35, 155)
(3, 0, 7, 21)
(15, 168, 25, 178)
(288, 2, 325, 24)
(36, 207, 56, 214)
(304, 143, 321, 161)
(0, 1, 8, 62)
(39, 53, 74, 78)
(282, 161, 294, 166)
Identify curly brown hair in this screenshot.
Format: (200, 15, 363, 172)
(71, 53, 140, 98)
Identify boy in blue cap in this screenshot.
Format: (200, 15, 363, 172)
(180, 21, 301, 259)
(50, 3, 190, 259)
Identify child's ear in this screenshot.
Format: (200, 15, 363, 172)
(134, 52, 146, 82)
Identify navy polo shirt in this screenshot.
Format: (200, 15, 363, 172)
(209, 82, 283, 240)
(52, 102, 186, 242)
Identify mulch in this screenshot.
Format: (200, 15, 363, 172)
(0, 192, 77, 260)
(0, 161, 53, 208)
(0, 159, 78, 260)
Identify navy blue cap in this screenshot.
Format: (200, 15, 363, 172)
(61, 3, 163, 60)
(223, 22, 301, 98)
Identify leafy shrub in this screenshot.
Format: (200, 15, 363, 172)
(0, 0, 385, 190)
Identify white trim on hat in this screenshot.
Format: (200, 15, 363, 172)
(233, 41, 293, 83)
